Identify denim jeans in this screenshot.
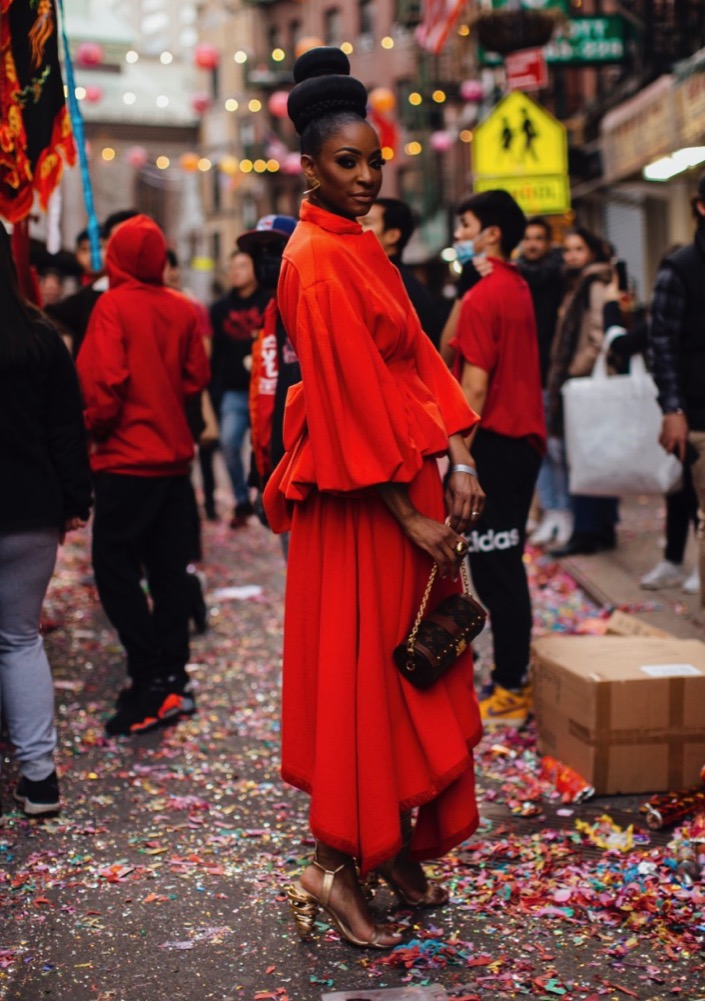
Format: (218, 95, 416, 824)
(536, 436, 570, 512)
(0, 529, 59, 780)
(220, 390, 251, 507)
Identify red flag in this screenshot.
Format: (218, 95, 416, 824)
(0, 0, 75, 223)
(415, 0, 466, 55)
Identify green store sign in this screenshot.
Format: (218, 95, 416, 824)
(481, 16, 625, 66)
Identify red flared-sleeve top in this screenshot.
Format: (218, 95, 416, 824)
(264, 202, 477, 529)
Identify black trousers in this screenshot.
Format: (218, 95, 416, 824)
(92, 472, 191, 687)
(467, 429, 541, 691)
(665, 462, 699, 564)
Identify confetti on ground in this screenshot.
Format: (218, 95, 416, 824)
(0, 504, 702, 999)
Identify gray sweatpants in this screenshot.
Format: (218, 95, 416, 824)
(0, 529, 59, 780)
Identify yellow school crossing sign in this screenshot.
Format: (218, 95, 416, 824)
(472, 91, 570, 214)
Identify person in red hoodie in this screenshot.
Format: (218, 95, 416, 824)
(77, 215, 210, 736)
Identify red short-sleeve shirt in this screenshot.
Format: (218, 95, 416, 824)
(451, 259, 546, 454)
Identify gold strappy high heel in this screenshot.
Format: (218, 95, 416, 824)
(286, 860, 403, 949)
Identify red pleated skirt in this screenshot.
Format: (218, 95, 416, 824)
(280, 459, 482, 874)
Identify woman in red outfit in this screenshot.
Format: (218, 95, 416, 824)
(263, 48, 485, 949)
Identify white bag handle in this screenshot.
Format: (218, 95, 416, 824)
(592, 325, 647, 381)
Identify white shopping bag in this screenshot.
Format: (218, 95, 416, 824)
(562, 337, 682, 497)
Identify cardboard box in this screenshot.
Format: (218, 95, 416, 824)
(604, 610, 673, 639)
(532, 636, 705, 795)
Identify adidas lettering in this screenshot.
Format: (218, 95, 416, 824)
(467, 528, 520, 553)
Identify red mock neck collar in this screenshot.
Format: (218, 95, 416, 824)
(299, 199, 363, 235)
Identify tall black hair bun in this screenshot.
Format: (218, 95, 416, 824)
(288, 46, 368, 134)
(293, 46, 350, 83)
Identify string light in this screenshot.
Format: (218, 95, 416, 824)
(75, 86, 86, 100)
(126, 50, 139, 63)
(101, 147, 116, 161)
(253, 159, 267, 172)
(459, 130, 474, 143)
(198, 157, 212, 171)
(382, 146, 395, 160)
(248, 98, 262, 112)
(404, 141, 422, 156)
(225, 98, 239, 112)
(457, 24, 470, 36)
(432, 90, 447, 103)
(267, 159, 280, 172)
(272, 48, 285, 62)
(408, 92, 423, 106)
(341, 42, 353, 54)
(156, 95, 169, 108)
(123, 92, 136, 105)
(381, 36, 394, 49)
(160, 51, 173, 64)
(156, 156, 170, 169)
(239, 159, 253, 173)
(234, 50, 248, 64)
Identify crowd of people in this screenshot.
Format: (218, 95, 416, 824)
(3, 44, 705, 951)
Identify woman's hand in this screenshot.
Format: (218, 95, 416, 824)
(402, 512, 468, 578)
(60, 516, 87, 546)
(445, 469, 485, 534)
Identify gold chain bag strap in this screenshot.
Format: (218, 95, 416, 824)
(393, 541, 486, 690)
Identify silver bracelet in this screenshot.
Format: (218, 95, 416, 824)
(450, 464, 478, 478)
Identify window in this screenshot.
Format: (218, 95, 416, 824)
(324, 8, 341, 46)
(359, 0, 373, 37)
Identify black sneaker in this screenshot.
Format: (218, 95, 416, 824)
(14, 771, 60, 816)
(105, 682, 196, 737)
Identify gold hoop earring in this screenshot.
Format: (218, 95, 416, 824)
(303, 178, 321, 195)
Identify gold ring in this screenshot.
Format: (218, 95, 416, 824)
(454, 539, 468, 558)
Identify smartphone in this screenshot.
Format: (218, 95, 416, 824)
(615, 259, 628, 292)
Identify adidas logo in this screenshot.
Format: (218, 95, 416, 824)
(467, 528, 520, 553)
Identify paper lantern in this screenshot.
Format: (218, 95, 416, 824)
(218, 154, 239, 176)
(460, 79, 484, 103)
(191, 93, 213, 114)
(125, 145, 148, 169)
(430, 130, 454, 153)
(368, 87, 396, 115)
(268, 90, 290, 119)
(84, 85, 104, 104)
(194, 43, 220, 70)
(180, 152, 201, 172)
(281, 152, 303, 175)
(295, 36, 324, 58)
(76, 42, 104, 68)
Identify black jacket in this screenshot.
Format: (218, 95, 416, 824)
(517, 248, 564, 386)
(0, 322, 92, 533)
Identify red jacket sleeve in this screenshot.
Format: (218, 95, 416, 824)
(77, 295, 129, 436)
(182, 307, 210, 397)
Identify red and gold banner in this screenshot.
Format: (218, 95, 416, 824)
(0, 0, 75, 223)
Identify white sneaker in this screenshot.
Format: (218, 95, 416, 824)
(683, 568, 701, 595)
(552, 510, 574, 546)
(529, 512, 559, 546)
(640, 559, 685, 590)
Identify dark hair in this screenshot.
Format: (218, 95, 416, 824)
(0, 226, 49, 371)
(457, 190, 527, 257)
(287, 46, 369, 156)
(166, 249, 179, 268)
(376, 198, 416, 255)
(75, 228, 89, 246)
(525, 216, 552, 240)
(565, 226, 609, 263)
(102, 209, 139, 240)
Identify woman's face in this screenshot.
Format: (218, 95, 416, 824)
(563, 234, 593, 271)
(303, 120, 385, 220)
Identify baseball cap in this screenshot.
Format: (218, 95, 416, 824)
(237, 214, 297, 253)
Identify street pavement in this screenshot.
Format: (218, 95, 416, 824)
(0, 491, 703, 1001)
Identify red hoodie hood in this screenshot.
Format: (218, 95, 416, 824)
(106, 214, 166, 287)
